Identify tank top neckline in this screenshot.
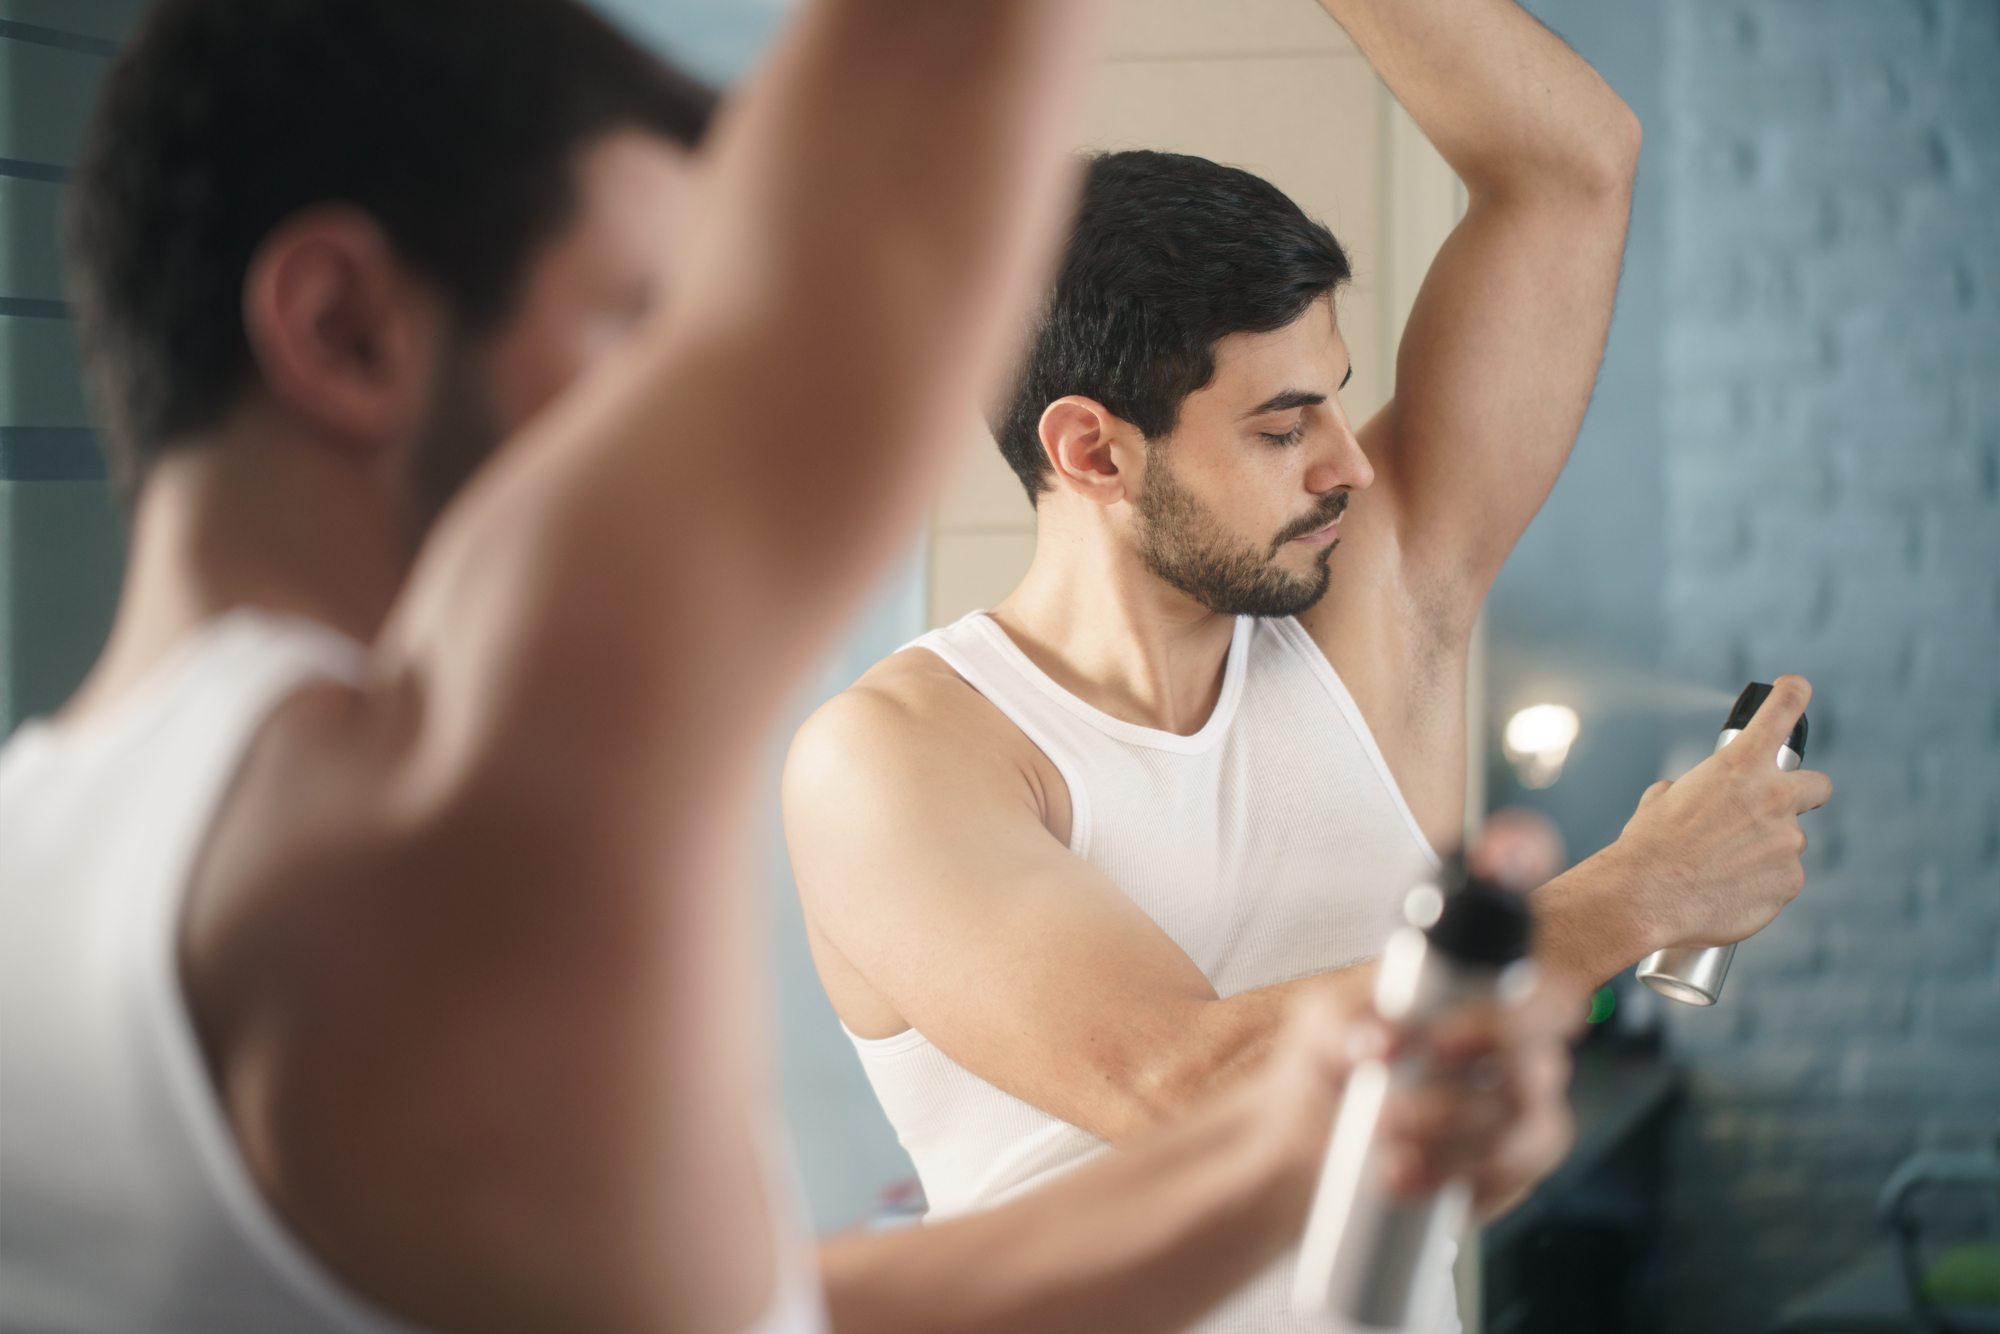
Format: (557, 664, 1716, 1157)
(953, 611, 1254, 756)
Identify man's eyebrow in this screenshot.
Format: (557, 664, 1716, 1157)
(1246, 388, 1327, 417)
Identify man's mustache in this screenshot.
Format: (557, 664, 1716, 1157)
(1270, 491, 1351, 553)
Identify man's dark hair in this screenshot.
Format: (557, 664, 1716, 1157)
(66, 0, 717, 494)
(995, 150, 1352, 503)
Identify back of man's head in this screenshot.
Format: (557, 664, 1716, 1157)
(66, 0, 716, 497)
(994, 149, 1351, 504)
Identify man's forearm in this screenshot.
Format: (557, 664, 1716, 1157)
(1086, 968, 1374, 1147)
(820, 1057, 1320, 1334)
(1529, 843, 1661, 991)
(1314, 0, 1638, 197)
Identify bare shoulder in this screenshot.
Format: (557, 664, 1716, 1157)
(791, 645, 1019, 780)
(785, 644, 1068, 841)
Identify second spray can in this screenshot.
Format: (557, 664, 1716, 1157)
(1291, 864, 1533, 1328)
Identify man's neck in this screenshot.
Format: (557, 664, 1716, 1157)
(63, 405, 410, 724)
(988, 503, 1237, 737)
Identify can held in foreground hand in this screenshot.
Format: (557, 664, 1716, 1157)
(1291, 863, 1533, 1328)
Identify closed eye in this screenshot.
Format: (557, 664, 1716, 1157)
(1261, 423, 1306, 447)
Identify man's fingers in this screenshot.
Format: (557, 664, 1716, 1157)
(1735, 673, 1811, 756)
(1470, 1093, 1575, 1216)
(1427, 1002, 1504, 1068)
(1512, 969, 1591, 1040)
(1786, 767, 1833, 814)
(1381, 1085, 1516, 1191)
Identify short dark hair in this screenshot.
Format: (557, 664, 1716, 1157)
(995, 150, 1352, 503)
(65, 0, 717, 493)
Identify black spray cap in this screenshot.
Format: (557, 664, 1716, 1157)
(1421, 854, 1531, 967)
(1725, 682, 1808, 761)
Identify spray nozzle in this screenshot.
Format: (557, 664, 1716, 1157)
(1408, 855, 1531, 967)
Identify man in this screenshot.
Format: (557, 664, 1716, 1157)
(784, 0, 1833, 1329)
(0, 2, 1569, 1332)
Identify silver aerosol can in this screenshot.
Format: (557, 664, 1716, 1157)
(1636, 682, 1808, 1007)
(1291, 863, 1532, 1328)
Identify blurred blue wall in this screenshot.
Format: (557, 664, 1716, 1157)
(0, 0, 139, 734)
(1493, 2, 1999, 1327)
(588, 0, 790, 85)
(1496, 0, 1992, 1328)
(1653, 2, 1999, 1328)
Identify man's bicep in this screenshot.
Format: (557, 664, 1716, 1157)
(1366, 185, 1633, 594)
(783, 698, 1221, 1141)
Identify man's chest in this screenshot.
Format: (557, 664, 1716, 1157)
(1049, 686, 1436, 997)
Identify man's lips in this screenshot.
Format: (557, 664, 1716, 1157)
(1291, 516, 1342, 547)
(1273, 494, 1351, 552)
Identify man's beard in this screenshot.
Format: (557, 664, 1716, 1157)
(400, 341, 508, 546)
(1134, 451, 1347, 619)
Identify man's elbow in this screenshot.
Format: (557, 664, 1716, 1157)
(1496, 96, 1641, 207)
(1601, 100, 1644, 186)
(1572, 99, 1642, 202)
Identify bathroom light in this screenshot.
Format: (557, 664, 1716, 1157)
(1502, 703, 1580, 789)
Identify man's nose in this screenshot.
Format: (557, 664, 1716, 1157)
(1306, 419, 1374, 494)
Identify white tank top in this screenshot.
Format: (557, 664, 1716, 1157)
(848, 611, 1454, 1334)
(0, 610, 825, 1334)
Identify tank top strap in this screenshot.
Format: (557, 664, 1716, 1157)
(909, 613, 1097, 857)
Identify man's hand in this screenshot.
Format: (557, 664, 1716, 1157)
(1611, 674, 1831, 951)
(1535, 674, 1833, 988)
(1260, 962, 1579, 1225)
(1365, 971, 1581, 1221)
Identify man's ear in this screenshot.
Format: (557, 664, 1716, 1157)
(242, 206, 441, 454)
(1040, 395, 1138, 505)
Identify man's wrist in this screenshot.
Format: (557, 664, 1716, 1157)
(1529, 843, 1659, 992)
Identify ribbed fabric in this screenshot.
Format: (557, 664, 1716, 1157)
(0, 611, 825, 1334)
(850, 612, 1454, 1334)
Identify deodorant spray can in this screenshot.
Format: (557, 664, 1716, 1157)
(1636, 682, 1808, 1007)
(1291, 863, 1532, 1328)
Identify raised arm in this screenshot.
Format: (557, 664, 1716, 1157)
(1324, 0, 1640, 598)
(1291, 2, 1834, 1001)
(1297, 0, 1639, 839)
(202, 4, 1101, 1331)
(400, 0, 1101, 707)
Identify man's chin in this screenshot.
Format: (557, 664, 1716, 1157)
(1203, 567, 1333, 620)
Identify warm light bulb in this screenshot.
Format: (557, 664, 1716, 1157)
(1502, 704, 1580, 789)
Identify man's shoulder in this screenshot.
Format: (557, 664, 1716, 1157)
(787, 644, 1040, 797)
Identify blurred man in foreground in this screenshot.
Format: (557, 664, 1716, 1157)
(0, 2, 1574, 1333)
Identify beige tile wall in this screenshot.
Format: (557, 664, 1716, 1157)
(927, 0, 1456, 630)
